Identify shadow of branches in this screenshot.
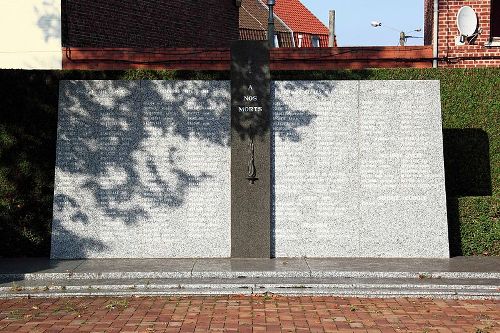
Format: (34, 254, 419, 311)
(35, 0, 61, 43)
(50, 78, 322, 258)
(6, 69, 494, 258)
(0, 70, 325, 257)
(0, 71, 122, 257)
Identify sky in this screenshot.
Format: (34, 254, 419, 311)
(300, 0, 424, 46)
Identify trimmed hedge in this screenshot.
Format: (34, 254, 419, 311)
(0, 68, 498, 257)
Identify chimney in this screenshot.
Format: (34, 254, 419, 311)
(328, 10, 336, 47)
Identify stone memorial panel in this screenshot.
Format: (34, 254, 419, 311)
(51, 80, 231, 258)
(273, 80, 449, 258)
(52, 79, 449, 259)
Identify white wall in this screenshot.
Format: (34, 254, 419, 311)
(0, 0, 61, 69)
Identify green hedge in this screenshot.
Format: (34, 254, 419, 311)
(0, 68, 498, 257)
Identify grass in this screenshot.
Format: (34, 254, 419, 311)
(7, 309, 24, 320)
(10, 282, 23, 292)
(0, 68, 498, 256)
(52, 300, 86, 317)
(105, 299, 129, 310)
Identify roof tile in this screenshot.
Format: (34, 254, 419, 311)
(273, 0, 329, 34)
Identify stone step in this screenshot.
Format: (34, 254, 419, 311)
(2, 277, 499, 299)
(3, 257, 499, 282)
(2, 270, 499, 282)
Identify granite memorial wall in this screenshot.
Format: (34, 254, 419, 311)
(273, 80, 449, 258)
(51, 80, 449, 258)
(52, 80, 231, 258)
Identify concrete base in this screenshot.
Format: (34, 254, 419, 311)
(1, 258, 499, 299)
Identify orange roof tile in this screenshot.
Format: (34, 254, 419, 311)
(273, 0, 329, 35)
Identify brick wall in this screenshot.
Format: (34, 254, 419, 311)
(61, 0, 239, 48)
(435, 0, 500, 67)
(62, 46, 433, 70)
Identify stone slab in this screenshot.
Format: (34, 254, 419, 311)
(2, 260, 499, 299)
(358, 81, 448, 257)
(272, 81, 359, 257)
(0, 259, 83, 275)
(51, 80, 231, 258)
(230, 41, 271, 258)
(273, 80, 449, 258)
(2, 257, 499, 282)
(71, 259, 195, 279)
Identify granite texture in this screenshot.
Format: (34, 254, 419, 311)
(272, 80, 449, 258)
(52, 79, 449, 259)
(3, 258, 500, 284)
(2, 258, 499, 299)
(191, 258, 310, 278)
(51, 80, 231, 258)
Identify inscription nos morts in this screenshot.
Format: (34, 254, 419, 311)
(230, 41, 271, 258)
(231, 41, 270, 137)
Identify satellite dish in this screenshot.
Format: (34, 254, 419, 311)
(457, 6, 478, 37)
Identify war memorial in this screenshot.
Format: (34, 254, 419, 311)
(51, 41, 449, 259)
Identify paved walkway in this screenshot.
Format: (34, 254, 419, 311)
(0, 295, 498, 332)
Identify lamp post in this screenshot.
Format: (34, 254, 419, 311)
(268, 0, 276, 48)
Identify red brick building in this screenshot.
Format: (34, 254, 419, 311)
(61, 0, 240, 48)
(239, 0, 331, 47)
(239, 0, 296, 47)
(425, 0, 500, 67)
(60, 0, 437, 70)
(273, 0, 331, 47)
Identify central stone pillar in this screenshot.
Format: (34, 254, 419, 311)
(230, 41, 271, 258)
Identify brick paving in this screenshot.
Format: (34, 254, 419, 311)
(0, 295, 498, 332)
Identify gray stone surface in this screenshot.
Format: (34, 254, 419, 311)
(273, 81, 449, 258)
(53, 79, 449, 259)
(1, 258, 499, 299)
(1, 258, 499, 296)
(306, 257, 500, 274)
(71, 259, 195, 279)
(273, 81, 359, 257)
(358, 81, 448, 257)
(52, 81, 231, 258)
(191, 258, 310, 278)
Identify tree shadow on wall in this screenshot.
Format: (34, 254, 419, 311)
(52, 80, 225, 257)
(52, 79, 318, 258)
(0, 71, 126, 258)
(34, 0, 61, 43)
(0, 69, 320, 258)
(443, 129, 492, 257)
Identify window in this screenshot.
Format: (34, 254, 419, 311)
(489, 0, 500, 45)
(311, 35, 320, 47)
(274, 34, 280, 48)
(298, 34, 303, 47)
